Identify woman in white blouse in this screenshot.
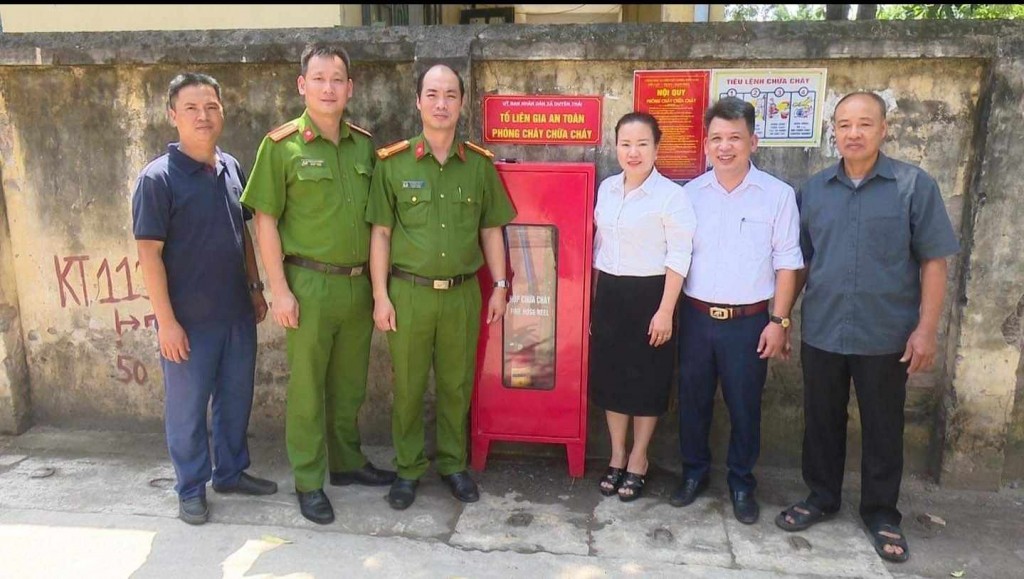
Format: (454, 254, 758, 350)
(591, 112, 697, 501)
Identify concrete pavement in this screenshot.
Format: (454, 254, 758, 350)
(0, 427, 1021, 578)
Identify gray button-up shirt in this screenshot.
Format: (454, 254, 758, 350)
(798, 153, 960, 355)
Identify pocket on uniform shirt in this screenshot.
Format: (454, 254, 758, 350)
(453, 186, 482, 226)
(395, 186, 432, 227)
(739, 217, 772, 263)
(352, 162, 373, 211)
(296, 165, 333, 182)
(294, 166, 334, 209)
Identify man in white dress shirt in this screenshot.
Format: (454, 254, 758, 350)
(668, 97, 804, 524)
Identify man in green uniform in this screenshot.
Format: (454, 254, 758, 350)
(366, 64, 516, 510)
(241, 42, 395, 525)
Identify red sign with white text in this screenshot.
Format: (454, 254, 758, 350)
(483, 95, 602, 145)
(633, 70, 711, 180)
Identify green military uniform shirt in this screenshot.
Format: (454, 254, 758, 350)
(241, 110, 375, 266)
(365, 135, 516, 277)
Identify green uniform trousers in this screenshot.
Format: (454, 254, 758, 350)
(387, 276, 482, 480)
(285, 263, 374, 492)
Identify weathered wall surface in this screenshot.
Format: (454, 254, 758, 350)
(941, 41, 1024, 488)
(0, 21, 1019, 488)
(0, 154, 29, 433)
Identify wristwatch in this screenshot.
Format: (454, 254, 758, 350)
(493, 279, 510, 289)
(248, 280, 265, 293)
(770, 314, 791, 328)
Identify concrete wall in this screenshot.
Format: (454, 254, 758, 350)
(0, 144, 29, 433)
(0, 21, 1019, 489)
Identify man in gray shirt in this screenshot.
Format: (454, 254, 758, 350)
(775, 92, 959, 564)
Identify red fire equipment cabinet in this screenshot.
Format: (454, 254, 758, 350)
(472, 162, 595, 478)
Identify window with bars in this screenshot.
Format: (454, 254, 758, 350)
(362, 4, 442, 26)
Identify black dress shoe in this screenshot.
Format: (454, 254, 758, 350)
(732, 490, 760, 524)
(669, 477, 709, 507)
(213, 472, 278, 496)
(440, 471, 480, 503)
(330, 462, 397, 487)
(387, 478, 419, 510)
(179, 496, 208, 525)
(297, 489, 335, 525)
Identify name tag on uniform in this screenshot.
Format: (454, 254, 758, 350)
(300, 158, 325, 168)
(402, 180, 425, 189)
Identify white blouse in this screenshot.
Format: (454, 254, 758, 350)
(593, 168, 696, 277)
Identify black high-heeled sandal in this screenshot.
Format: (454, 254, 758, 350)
(618, 472, 647, 502)
(599, 466, 625, 496)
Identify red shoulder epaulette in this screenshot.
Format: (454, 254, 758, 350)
(267, 120, 299, 143)
(464, 141, 494, 159)
(376, 140, 411, 160)
(346, 121, 372, 138)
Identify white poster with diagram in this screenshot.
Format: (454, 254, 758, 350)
(710, 68, 827, 147)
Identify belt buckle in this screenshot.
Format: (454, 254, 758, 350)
(349, 266, 364, 276)
(709, 306, 731, 320)
(432, 278, 452, 290)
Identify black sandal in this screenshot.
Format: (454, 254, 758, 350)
(617, 472, 646, 502)
(774, 501, 835, 532)
(599, 467, 625, 496)
(869, 523, 910, 563)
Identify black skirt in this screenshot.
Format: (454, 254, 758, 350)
(589, 272, 676, 416)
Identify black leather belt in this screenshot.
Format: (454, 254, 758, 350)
(390, 266, 473, 290)
(687, 296, 768, 320)
(285, 255, 366, 276)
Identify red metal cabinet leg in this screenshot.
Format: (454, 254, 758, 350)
(566, 442, 585, 478)
(471, 436, 491, 472)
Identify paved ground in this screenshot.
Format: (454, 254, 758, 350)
(0, 427, 1021, 578)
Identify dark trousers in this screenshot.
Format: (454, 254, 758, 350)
(800, 342, 909, 528)
(162, 315, 257, 499)
(678, 301, 768, 493)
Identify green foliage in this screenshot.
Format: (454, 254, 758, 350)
(877, 4, 1024, 19)
(726, 4, 826, 21)
(725, 4, 1024, 22)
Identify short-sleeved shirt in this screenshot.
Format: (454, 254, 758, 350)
(683, 163, 804, 305)
(365, 135, 517, 278)
(593, 167, 696, 277)
(131, 144, 252, 327)
(798, 152, 960, 355)
(240, 110, 375, 267)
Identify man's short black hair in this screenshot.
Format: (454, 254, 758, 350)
(615, 112, 663, 144)
(704, 96, 756, 135)
(167, 72, 221, 110)
(416, 64, 465, 98)
(834, 91, 887, 121)
(301, 42, 352, 78)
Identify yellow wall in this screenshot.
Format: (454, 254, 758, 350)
(0, 4, 728, 31)
(514, 5, 622, 24)
(472, 4, 727, 24)
(0, 4, 345, 32)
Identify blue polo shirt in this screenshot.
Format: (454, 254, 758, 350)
(798, 153, 960, 355)
(132, 143, 253, 328)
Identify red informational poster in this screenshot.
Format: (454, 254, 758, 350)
(633, 70, 711, 180)
(482, 95, 602, 145)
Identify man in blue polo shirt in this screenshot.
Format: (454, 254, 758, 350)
(133, 72, 278, 525)
(776, 92, 960, 564)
